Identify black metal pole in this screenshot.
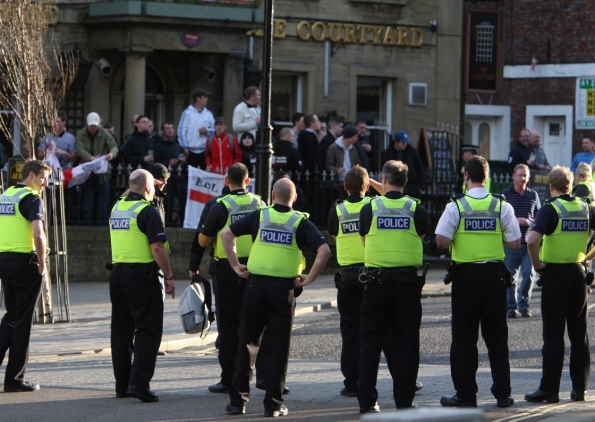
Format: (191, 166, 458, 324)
(255, 0, 274, 204)
(459, 0, 467, 142)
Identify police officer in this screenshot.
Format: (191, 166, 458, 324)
(525, 166, 595, 403)
(0, 160, 51, 392)
(357, 160, 427, 412)
(221, 178, 331, 417)
(109, 169, 175, 403)
(436, 156, 520, 408)
(198, 163, 263, 393)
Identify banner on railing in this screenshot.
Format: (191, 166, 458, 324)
(183, 167, 255, 230)
(46, 144, 109, 188)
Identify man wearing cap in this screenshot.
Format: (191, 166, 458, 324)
(147, 163, 170, 225)
(325, 125, 361, 181)
(232, 86, 261, 140)
(205, 117, 242, 175)
(178, 89, 215, 170)
(380, 130, 426, 199)
(75, 112, 118, 225)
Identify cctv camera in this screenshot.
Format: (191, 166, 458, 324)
(97, 58, 112, 76)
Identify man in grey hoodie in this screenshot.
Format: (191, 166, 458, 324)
(325, 125, 361, 180)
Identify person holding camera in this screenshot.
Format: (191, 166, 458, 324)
(357, 160, 428, 413)
(436, 156, 520, 409)
(525, 166, 595, 404)
(0, 160, 51, 393)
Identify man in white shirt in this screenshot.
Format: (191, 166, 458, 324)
(232, 86, 261, 140)
(178, 89, 215, 169)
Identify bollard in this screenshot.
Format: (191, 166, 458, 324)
(361, 407, 484, 422)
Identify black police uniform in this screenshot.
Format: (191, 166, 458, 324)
(327, 194, 366, 395)
(358, 191, 428, 410)
(200, 189, 263, 388)
(228, 204, 327, 413)
(109, 192, 167, 396)
(0, 187, 44, 389)
(530, 195, 595, 396)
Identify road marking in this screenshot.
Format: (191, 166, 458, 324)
(491, 401, 574, 422)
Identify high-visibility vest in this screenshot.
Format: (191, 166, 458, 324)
(110, 199, 155, 264)
(247, 207, 305, 278)
(335, 198, 370, 266)
(0, 186, 36, 253)
(364, 196, 422, 268)
(451, 194, 504, 263)
(214, 193, 261, 259)
(540, 197, 589, 264)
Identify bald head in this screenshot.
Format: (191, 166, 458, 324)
(129, 169, 154, 197)
(272, 178, 296, 205)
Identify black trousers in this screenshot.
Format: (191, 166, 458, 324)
(337, 268, 365, 392)
(358, 271, 422, 409)
(539, 263, 589, 393)
(0, 255, 42, 386)
(450, 262, 511, 401)
(229, 275, 295, 413)
(217, 258, 247, 386)
(187, 151, 206, 170)
(109, 265, 163, 393)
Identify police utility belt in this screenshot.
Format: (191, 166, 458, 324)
(358, 263, 430, 285)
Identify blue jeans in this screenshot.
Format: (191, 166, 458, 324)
(504, 244, 535, 312)
(81, 173, 110, 226)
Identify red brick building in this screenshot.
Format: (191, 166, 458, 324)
(464, 0, 595, 167)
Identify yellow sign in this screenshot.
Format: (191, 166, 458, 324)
(249, 19, 425, 47)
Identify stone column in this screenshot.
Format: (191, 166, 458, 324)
(223, 51, 247, 123)
(124, 52, 147, 124)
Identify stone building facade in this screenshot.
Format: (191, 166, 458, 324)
(6, 0, 464, 154)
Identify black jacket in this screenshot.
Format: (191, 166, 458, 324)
(154, 136, 185, 180)
(123, 130, 155, 170)
(380, 143, 426, 196)
(297, 130, 319, 175)
(240, 143, 257, 177)
(508, 141, 535, 169)
(273, 140, 303, 176)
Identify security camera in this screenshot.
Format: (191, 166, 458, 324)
(202, 65, 215, 82)
(97, 58, 112, 76)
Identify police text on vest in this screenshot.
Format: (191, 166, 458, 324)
(110, 218, 130, 230)
(377, 216, 409, 229)
(260, 229, 293, 245)
(464, 218, 496, 231)
(341, 220, 359, 234)
(561, 219, 589, 232)
(0, 203, 15, 215)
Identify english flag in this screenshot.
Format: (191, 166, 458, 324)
(46, 143, 109, 188)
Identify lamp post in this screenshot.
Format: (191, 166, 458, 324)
(255, 0, 274, 204)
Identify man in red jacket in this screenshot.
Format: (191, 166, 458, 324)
(205, 117, 242, 174)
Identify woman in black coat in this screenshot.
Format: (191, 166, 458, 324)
(239, 131, 257, 177)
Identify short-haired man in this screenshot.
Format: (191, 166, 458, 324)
(109, 169, 175, 403)
(319, 117, 343, 171)
(526, 166, 595, 404)
(205, 117, 242, 175)
(155, 122, 187, 226)
(291, 112, 305, 149)
(232, 86, 261, 139)
(43, 112, 77, 170)
(325, 125, 361, 180)
(570, 137, 595, 172)
(436, 156, 520, 408)
(503, 164, 541, 318)
(508, 129, 536, 169)
(530, 130, 551, 171)
(222, 178, 331, 417)
(75, 112, 118, 225)
(273, 127, 302, 176)
(199, 163, 264, 394)
(354, 120, 371, 170)
(0, 160, 51, 393)
(178, 89, 215, 169)
(358, 160, 428, 412)
(297, 114, 321, 174)
(123, 115, 155, 170)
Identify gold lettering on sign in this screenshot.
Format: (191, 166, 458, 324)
(410, 28, 424, 47)
(297, 21, 310, 40)
(383, 26, 396, 45)
(371, 26, 383, 45)
(356, 25, 368, 44)
(311, 21, 328, 41)
(328, 23, 343, 42)
(396, 27, 409, 46)
(343, 23, 357, 43)
(274, 19, 287, 39)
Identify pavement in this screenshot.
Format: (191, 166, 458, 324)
(2, 267, 595, 421)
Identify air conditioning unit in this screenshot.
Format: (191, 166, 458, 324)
(409, 83, 427, 106)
